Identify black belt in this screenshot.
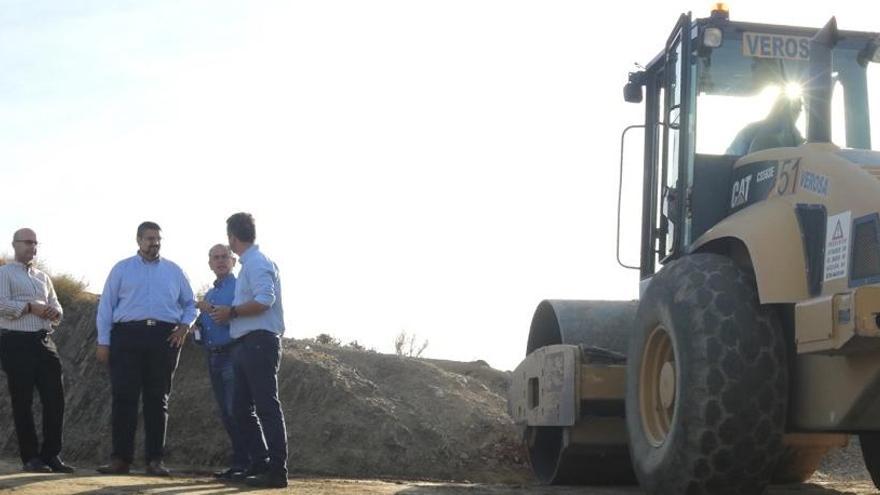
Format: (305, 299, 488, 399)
(0, 328, 50, 338)
(208, 342, 234, 353)
(114, 320, 175, 329)
(236, 329, 275, 341)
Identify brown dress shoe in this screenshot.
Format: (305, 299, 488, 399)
(96, 459, 130, 475)
(145, 460, 171, 477)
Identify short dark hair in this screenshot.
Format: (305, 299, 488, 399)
(137, 221, 161, 238)
(226, 212, 256, 243)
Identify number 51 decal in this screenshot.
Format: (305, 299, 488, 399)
(776, 158, 801, 195)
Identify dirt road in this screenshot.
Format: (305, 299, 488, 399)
(0, 460, 877, 494)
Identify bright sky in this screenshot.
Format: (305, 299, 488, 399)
(1, 1, 877, 371)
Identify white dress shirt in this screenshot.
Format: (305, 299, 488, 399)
(0, 261, 63, 332)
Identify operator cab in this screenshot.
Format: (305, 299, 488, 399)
(623, 5, 880, 278)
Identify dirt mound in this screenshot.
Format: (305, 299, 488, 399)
(0, 298, 529, 483)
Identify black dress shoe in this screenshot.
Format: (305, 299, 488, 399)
(245, 471, 288, 488)
(96, 459, 130, 475)
(22, 458, 52, 473)
(230, 461, 269, 481)
(44, 456, 75, 473)
(214, 467, 246, 480)
(145, 460, 171, 477)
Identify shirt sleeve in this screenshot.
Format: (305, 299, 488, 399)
(0, 268, 28, 319)
(96, 264, 121, 346)
(45, 274, 63, 325)
(250, 260, 277, 308)
(178, 268, 197, 326)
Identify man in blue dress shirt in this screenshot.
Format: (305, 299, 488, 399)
(95, 221, 196, 476)
(194, 244, 254, 480)
(209, 212, 287, 488)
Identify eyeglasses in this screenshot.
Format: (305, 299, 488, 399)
(13, 240, 38, 246)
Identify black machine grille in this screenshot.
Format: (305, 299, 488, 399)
(795, 204, 826, 296)
(851, 214, 880, 285)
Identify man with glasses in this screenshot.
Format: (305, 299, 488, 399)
(193, 244, 253, 480)
(0, 228, 74, 473)
(95, 221, 196, 476)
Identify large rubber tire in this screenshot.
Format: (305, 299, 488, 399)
(625, 253, 788, 495)
(859, 433, 880, 489)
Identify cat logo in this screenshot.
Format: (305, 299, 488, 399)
(743, 32, 810, 61)
(731, 175, 753, 209)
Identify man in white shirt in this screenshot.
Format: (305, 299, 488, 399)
(0, 228, 73, 473)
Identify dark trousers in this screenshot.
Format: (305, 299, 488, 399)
(0, 330, 65, 464)
(207, 347, 250, 469)
(232, 330, 287, 475)
(109, 323, 181, 464)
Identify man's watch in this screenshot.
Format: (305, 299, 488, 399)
(229, 306, 239, 319)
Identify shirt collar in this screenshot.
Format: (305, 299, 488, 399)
(136, 252, 162, 264)
(9, 260, 35, 271)
(239, 245, 259, 264)
(213, 273, 235, 288)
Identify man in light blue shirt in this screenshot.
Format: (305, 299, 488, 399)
(95, 221, 196, 476)
(209, 212, 287, 488)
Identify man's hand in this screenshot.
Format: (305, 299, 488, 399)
(168, 324, 190, 348)
(209, 305, 232, 324)
(96, 345, 110, 364)
(44, 307, 61, 321)
(29, 302, 49, 318)
(196, 300, 213, 312)
(28, 302, 60, 320)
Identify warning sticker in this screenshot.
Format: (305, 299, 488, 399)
(824, 211, 851, 282)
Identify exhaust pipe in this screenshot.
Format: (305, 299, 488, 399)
(806, 17, 840, 143)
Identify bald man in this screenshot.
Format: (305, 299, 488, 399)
(193, 244, 255, 480)
(0, 229, 73, 473)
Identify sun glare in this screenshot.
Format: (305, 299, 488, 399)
(696, 84, 785, 153)
(784, 82, 803, 99)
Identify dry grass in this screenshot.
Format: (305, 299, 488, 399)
(51, 273, 95, 308)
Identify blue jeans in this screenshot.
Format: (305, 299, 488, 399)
(207, 348, 250, 469)
(232, 330, 287, 475)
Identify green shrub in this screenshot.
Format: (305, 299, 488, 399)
(315, 333, 340, 346)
